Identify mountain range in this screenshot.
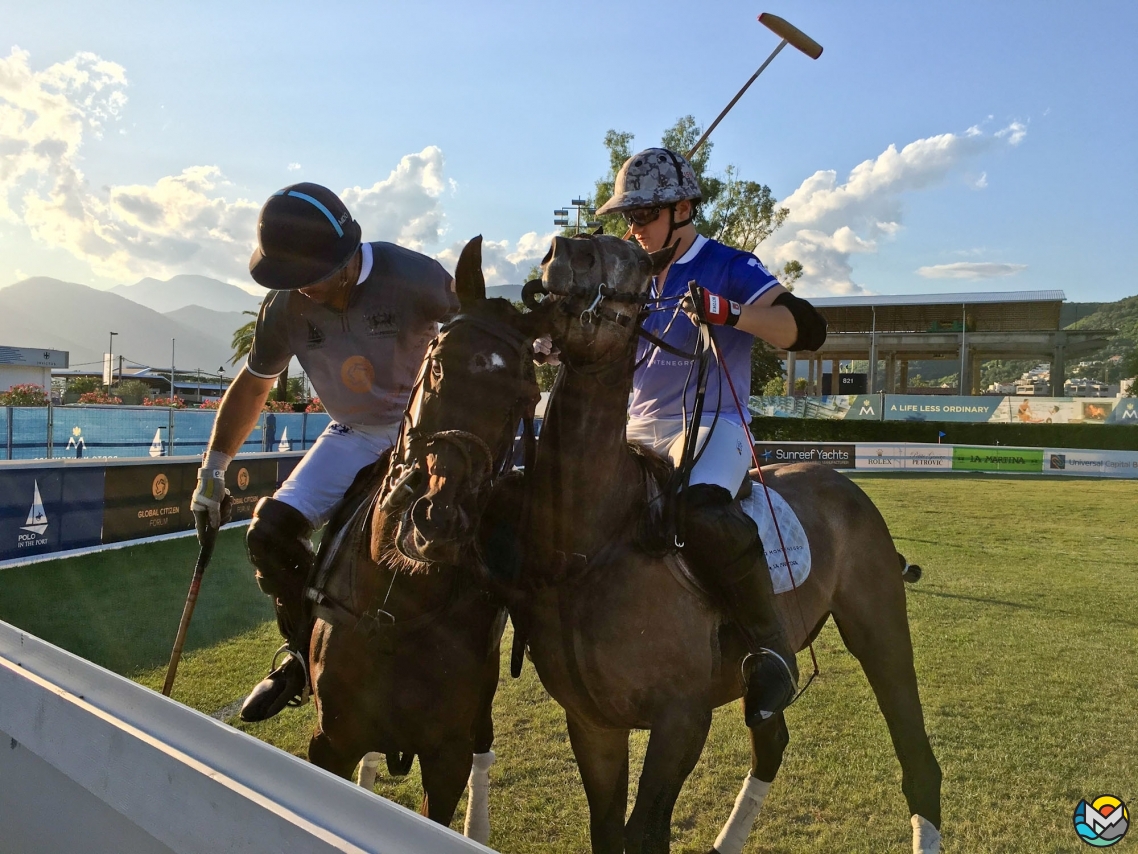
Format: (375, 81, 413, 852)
(0, 278, 251, 372)
(0, 274, 526, 374)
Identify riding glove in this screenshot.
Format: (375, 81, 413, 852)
(191, 450, 233, 535)
(684, 284, 742, 327)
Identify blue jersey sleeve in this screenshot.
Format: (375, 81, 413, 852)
(726, 253, 780, 306)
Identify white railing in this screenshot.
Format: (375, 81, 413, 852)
(0, 620, 492, 854)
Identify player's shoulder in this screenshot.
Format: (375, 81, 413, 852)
(257, 289, 292, 321)
(368, 241, 449, 281)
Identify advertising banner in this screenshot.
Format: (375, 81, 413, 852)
(101, 462, 198, 543)
(749, 394, 1137, 425)
(884, 396, 1006, 423)
(0, 468, 104, 562)
(1108, 399, 1138, 424)
(856, 444, 906, 470)
(951, 446, 1044, 473)
(749, 395, 882, 421)
(753, 443, 855, 468)
(226, 459, 280, 522)
(1044, 448, 1138, 477)
(856, 444, 954, 471)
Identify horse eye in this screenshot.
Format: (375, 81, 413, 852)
(430, 359, 443, 384)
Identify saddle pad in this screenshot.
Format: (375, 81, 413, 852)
(739, 484, 811, 594)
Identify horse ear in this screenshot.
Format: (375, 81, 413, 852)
(592, 225, 604, 235)
(647, 241, 679, 276)
(455, 235, 486, 307)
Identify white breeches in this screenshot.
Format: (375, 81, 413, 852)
(626, 416, 753, 493)
(274, 421, 399, 527)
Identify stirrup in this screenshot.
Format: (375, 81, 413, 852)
(270, 644, 311, 708)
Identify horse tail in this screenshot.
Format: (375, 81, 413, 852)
(386, 751, 415, 777)
(898, 552, 923, 584)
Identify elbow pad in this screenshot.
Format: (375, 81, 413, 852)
(773, 291, 827, 352)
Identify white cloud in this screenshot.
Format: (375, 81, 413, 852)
(973, 171, 988, 189)
(760, 122, 1028, 296)
(435, 230, 558, 286)
(341, 146, 448, 251)
(916, 262, 1027, 279)
(1, 48, 461, 284)
(995, 121, 1027, 146)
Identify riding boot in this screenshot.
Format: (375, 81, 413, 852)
(241, 497, 315, 722)
(680, 483, 799, 727)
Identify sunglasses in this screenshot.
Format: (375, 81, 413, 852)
(622, 206, 664, 227)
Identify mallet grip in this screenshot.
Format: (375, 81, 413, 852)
(759, 13, 823, 59)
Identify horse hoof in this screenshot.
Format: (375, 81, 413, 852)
(903, 564, 923, 583)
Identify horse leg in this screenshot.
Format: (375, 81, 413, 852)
(711, 713, 789, 854)
(566, 714, 631, 854)
(308, 730, 363, 780)
(464, 655, 500, 843)
(625, 704, 712, 854)
(418, 741, 475, 828)
(832, 590, 942, 851)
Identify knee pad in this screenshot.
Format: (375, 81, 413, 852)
(684, 483, 735, 509)
(682, 483, 758, 558)
(247, 497, 315, 597)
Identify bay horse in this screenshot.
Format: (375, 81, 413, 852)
(399, 233, 942, 853)
(302, 236, 544, 841)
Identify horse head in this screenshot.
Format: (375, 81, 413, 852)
(524, 234, 675, 366)
(379, 235, 546, 566)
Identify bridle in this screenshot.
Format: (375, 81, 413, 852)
(378, 311, 541, 562)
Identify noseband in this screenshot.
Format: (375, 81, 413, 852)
(379, 312, 540, 525)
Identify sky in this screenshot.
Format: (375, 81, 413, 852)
(1, 0, 1135, 301)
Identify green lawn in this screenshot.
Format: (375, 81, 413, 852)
(1, 476, 1135, 853)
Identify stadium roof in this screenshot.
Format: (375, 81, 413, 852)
(808, 290, 1066, 308)
(809, 290, 1068, 334)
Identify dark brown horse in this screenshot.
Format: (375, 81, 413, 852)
(399, 233, 942, 853)
(303, 236, 544, 841)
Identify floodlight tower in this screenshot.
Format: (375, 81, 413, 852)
(553, 198, 601, 235)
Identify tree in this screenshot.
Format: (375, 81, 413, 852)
(1121, 349, 1138, 396)
(231, 309, 289, 401)
(68, 375, 103, 395)
(231, 311, 256, 365)
(750, 340, 784, 395)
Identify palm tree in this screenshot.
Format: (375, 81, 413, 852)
(230, 311, 256, 365)
(231, 311, 289, 401)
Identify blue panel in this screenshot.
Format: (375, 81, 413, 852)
(0, 467, 104, 561)
(9, 408, 49, 460)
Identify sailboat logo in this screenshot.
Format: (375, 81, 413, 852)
(21, 481, 48, 536)
(149, 428, 165, 458)
(278, 426, 291, 452)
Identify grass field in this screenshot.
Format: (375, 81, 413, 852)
(1, 475, 1135, 853)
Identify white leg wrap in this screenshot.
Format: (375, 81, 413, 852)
(912, 814, 941, 853)
(356, 752, 382, 790)
(713, 774, 772, 854)
(463, 750, 496, 844)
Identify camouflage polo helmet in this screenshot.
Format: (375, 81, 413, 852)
(596, 147, 702, 216)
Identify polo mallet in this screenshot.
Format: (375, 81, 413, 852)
(618, 12, 823, 238)
(686, 13, 823, 160)
(161, 508, 225, 697)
